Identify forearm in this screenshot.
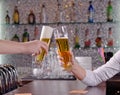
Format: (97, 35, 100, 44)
(0, 40, 26, 54)
(71, 61, 103, 86)
(79, 51, 120, 86)
(70, 50, 120, 86)
(71, 62, 86, 80)
(71, 62, 103, 86)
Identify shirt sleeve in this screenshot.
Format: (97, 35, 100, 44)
(81, 50, 120, 86)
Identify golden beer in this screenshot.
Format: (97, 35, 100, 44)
(56, 37, 72, 69)
(35, 26, 53, 64)
(36, 38, 51, 63)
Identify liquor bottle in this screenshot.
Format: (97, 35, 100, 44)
(5, 10, 10, 24)
(106, 0, 113, 22)
(11, 34, 20, 42)
(70, 1, 76, 22)
(74, 28, 80, 49)
(107, 27, 114, 47)
(54, 1, 60, 22)
(95, 28, 102, 47)
(84, 28, 91, 48)
(28, 10, 36, 24)
(41, 4, 47, 23)
(88, 1, 94, 23)
(33, 26, 39, 40)
(59, 9, 65, 23)
(22, 28, 29, 42)
(13, 6, 19, 24)
(55, 1, 64, 23)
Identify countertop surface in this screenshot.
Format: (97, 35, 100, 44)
(4, 80, 106, 95)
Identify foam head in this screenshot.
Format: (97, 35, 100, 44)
(40, 26, 54, 39)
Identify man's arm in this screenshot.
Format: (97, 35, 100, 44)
(0, 40, 48, 55)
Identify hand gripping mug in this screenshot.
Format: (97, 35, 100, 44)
(54, 26, 72, 70)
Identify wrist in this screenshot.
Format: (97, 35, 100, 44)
(71, 63, 86, 80)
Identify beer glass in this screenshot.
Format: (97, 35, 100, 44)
(54, 26, 72, 70)
(33, 26, 53, 78)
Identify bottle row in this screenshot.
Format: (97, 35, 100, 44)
(74, 27, 114, 49)
(5, 4, 47, 24)
(11, 26, 39, 42)
(5, 0, 113, 24)
(10, 25, 114, 49)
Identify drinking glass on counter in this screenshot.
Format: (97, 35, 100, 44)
(33, 26, 54, 78)
(54, 26, 72, 71)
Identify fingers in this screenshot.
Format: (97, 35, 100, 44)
(40, 41, 49, 53)
(32, 48, 42, 56)
(31, 40, 48, 56)
(57, 51, 75, 68)
(57, 55, 63, 61)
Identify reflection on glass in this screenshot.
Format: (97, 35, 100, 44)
(34, 26, 53, 78)
(36, 26, 53, 64)
(54, 26, 72, 70)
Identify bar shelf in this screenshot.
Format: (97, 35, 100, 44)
(1, 21, 117, 26)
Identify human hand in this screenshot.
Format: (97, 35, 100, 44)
(57, 51, 75, 72)
(23, 40, 48, 56)
(57, 51, 86, 80)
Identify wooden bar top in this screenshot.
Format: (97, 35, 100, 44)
(4, 80, 106, 95)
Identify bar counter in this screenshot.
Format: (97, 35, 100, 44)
(4, 80, 106, 95)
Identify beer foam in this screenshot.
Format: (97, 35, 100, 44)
(40, 26, 53, 39)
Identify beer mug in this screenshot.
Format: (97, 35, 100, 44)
(33, 26, 53, 78)
(54, 26, 72, 70)
(35, 26, 54, 64)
